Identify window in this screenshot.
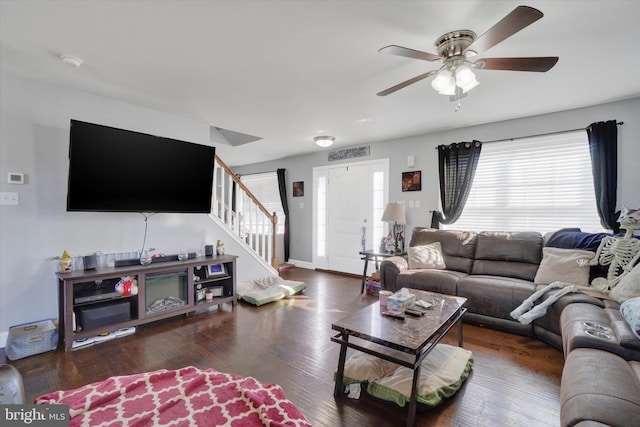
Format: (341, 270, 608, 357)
(240, 172, 285, 234)
(448, 131, 604, 233)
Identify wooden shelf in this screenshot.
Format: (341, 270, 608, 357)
(56, 255, 237, 351)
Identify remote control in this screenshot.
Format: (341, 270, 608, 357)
(405, 309, 424, 317)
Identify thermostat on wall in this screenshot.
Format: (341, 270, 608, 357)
(8, 172, 24, 184)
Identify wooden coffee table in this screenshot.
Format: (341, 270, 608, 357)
(331, 289, 467, 427)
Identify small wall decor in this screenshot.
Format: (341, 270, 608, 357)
(328, 145, 370, 162)
(402, 171, 422, 192)
(293, 181, 304, 197)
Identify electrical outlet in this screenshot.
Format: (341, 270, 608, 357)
(0, 192, 19, 205)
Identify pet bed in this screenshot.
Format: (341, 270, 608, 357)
(337, 343, 473, 408)
(237, 276, 307, 306)
(35, 366, 311, 427)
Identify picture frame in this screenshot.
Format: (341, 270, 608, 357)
(206, 263, 227, 278)
(402, 171, 422, 192)
(293, 181, 304, 197)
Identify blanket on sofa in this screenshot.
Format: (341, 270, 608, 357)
(35, 366, 311, 427)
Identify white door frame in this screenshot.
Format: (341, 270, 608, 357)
(312, 158, 389, 272)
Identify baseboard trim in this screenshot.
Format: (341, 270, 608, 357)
(287, 259, 315, 270)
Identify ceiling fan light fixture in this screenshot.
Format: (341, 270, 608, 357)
(314, 135, 335, 148)
(431, 68, 453, 93)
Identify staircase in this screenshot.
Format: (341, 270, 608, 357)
(210, 155, 279, 275)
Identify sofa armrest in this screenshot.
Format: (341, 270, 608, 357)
(380, 256, 408, 292)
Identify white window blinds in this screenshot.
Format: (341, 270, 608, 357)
(447, 130, 605, 234)
(240, 172, 285, 234)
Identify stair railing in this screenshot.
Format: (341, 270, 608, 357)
(212, 155, 278, 269)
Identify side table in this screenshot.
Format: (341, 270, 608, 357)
(359, 249, 405, 293)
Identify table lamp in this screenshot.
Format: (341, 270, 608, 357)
(381, 202, 406, 253)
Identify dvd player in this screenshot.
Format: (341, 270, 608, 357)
(74, 290, 121, 304)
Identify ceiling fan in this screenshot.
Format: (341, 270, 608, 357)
(376, 5, 558, 99)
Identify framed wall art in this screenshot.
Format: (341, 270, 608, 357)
(402, 171, 422, 192)
(293, 181, 304, 197)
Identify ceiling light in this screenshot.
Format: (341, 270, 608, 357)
(314, 136, 335, 148)
(60, 54, 83, 68)
(432, 59, 479, 96)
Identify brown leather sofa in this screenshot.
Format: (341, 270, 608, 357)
(379, 227, 640, 426)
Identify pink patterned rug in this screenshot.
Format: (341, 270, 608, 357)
(35, 366, 312, 426)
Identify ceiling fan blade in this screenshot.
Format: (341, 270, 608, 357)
(379, 45, 441, 62)
(464, 6, 544, 56)
(376, 71, 437, 96)
(475, 57, 558, 72)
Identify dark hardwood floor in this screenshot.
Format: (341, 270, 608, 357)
(1, 268, 564, 426)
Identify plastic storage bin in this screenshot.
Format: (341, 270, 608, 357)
(5, 319, 58, 360)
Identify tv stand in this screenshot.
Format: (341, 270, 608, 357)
(56, 255, 237, 351)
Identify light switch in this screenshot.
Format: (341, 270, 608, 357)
(0, 192, 19, 205)
(299, 202, 304, 209)
(415, 200, 420, 208)
(409, 200, 415, 208)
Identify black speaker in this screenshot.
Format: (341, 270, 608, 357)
(205, 245, 214, 257)
(83, 255, 97, 270)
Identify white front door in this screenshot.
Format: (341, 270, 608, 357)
(313, 159, 389, 275)
(327, 164, 369, 274)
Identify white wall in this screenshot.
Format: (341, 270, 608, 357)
(0, 74, 273, 340)
(235, 97, 640, 264)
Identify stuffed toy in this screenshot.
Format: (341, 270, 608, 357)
(115, 276, 139, 296)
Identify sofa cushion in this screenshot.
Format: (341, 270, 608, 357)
(534, 247, 595, 286)
(560, 348, 640, 427)
(471, 231, 542, 281)
(407, 242, 446, 270)
(457, 275, 536, 321)
(409, 228, 476, 274)
(396, 269, 465, 295)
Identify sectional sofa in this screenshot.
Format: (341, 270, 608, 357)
(379, 227, 640, 427)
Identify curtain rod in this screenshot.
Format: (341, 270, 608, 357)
(436, 121, 624, 147)
(236, 170, 278, 178)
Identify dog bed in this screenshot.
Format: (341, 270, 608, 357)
(237, 276, 307, 306)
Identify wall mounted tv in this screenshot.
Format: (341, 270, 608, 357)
(67, 120, 216, 213)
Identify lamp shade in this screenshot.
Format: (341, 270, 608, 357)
(381, 202, 406, 224)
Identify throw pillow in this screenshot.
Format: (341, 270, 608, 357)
(534, 247, 595, 286)
(609, 263, 640, 303)
(620, 296, 640, 340)
(407, 242, 446, 270)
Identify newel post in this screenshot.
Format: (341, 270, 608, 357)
(271, 212, 279, 270)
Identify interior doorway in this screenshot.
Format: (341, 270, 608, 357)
(313, 159, 388, 275)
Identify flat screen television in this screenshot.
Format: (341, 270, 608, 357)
(67, 120, 215, 213)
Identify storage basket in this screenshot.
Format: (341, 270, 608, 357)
(5, 319, 58, 360)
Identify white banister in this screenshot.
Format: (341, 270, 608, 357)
(211, 155, 278, 270)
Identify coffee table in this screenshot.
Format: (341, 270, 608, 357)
(331, 289, 467, 427)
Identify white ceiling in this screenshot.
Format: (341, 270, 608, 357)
(2, 0, 639, 167)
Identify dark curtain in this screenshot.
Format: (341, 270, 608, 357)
(430, 141, 482, 228)
(277, 168, 290, 262)
(587, 120, 619, 232)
